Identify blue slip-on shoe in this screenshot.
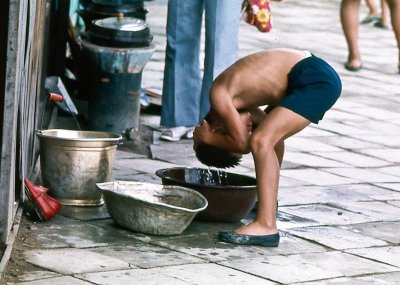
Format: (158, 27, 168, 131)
(218, 231, 280, 247)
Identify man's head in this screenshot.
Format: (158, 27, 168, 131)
(195, 143, 241, 168)
(193, 111, 243, 168)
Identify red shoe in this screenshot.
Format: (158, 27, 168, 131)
(24, 178, 62, 221)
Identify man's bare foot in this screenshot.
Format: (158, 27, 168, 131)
(235, 220, 277, 236)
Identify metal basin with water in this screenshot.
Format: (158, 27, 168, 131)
(155, 167, 257, 222)
(36, 129, 121, 206)
(97, 181, 208, 235)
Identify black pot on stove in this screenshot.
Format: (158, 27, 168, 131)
(86, 13, 153, 47)
(78, 0, 148, 28)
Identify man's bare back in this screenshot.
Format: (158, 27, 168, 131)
(212, 48, 308, 111)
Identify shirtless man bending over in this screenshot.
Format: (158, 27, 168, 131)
(193, 48, 342, 247)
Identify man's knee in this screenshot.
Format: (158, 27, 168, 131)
(250, 132, 278, 154)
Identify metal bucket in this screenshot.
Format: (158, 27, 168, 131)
(36, 129, 121, 206)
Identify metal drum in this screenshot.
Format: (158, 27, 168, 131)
(36, 129, 121, 206)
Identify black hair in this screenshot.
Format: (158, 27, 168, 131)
(195, 144, 241, 169)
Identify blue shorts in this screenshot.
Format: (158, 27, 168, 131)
(280, 54, 342, 124)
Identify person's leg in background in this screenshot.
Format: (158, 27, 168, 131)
(199, 0, 242, 122)
(361, 0, 380, 23)
(341, 0, 363, 71)
(374, 0, 390, 28)
(161, 1, 204, 129)
(385, 0, 400, 72)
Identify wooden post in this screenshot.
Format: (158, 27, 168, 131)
(0, 0, 48, 244)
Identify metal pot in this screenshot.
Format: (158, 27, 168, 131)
(87, 14, 152, 47)
(78, 0, 148, 27)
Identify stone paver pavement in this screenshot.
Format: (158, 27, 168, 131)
(2, 0, 400, 284)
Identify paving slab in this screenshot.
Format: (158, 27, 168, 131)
(111, 162, 142, 179)
(89, 244, 204, 269)
(316, 136, 382, 150)
(8, 276, 93, 285)
(344, 107, 400, 121)
(279, 184, 400, 206)
(323, 167, 400, 183)
(115, 150, 147, 160)
(388, 200, 400, 208)
(323, 109, 366, 122)
(329, 201, 400, 221)
(285, 137, 343, 152)
(375, 183, 400, 192)
(89, 218, 161, 243)
(150, 142, 194, 161)
(218, 251, 398, 284)
(90, 217, 243, 244)
(354, 134, 400, 148)
(24, 248, 132, 274)
(280, 169, 359, 186)
(288, 226, 387, 250)
(114, 158, 180, 174)
(276, 211, 320, 230)
(125, 172, 163, 184)
(295, 272, 400, 285)
(280, 204, 378, 226)
(28, 219, 141, 248)
(340, 222, 400, 244)
(328, 184, 400, 201)
(295, 126, 336, 137)
(374, 165, 400, 177)
(284, 152, 349, 168)
(347, 120, 400, 136)
(77, 263, 277, 285)
(318, 121, 375, 136)
(279, 176, 309, 187)
(313, 151, 391, 168)
(346, 246, 400, 268)
(359, 148, 400, 163)
(10, 271, 61, 283)
(151, 232, 326, 263)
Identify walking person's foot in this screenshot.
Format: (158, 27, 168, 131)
(374, 20, 390, 29)
(360, 14, 380, 24)
(344, 59, 363, 71)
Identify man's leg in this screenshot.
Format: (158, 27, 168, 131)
(379, 0, 390, 26)
(236, 107, 310, 236)
(341, 0, 363, 70)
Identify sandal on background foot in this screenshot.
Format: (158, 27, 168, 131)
(160, 126, 194, 142)
(360, 14, 380, 24)
(374, 21, 390, 29)
(344, 62, 363, 72)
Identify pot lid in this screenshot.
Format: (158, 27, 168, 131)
(92, 14, 148, 32)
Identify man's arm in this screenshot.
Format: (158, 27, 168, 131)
(193, 84, 251, 153)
